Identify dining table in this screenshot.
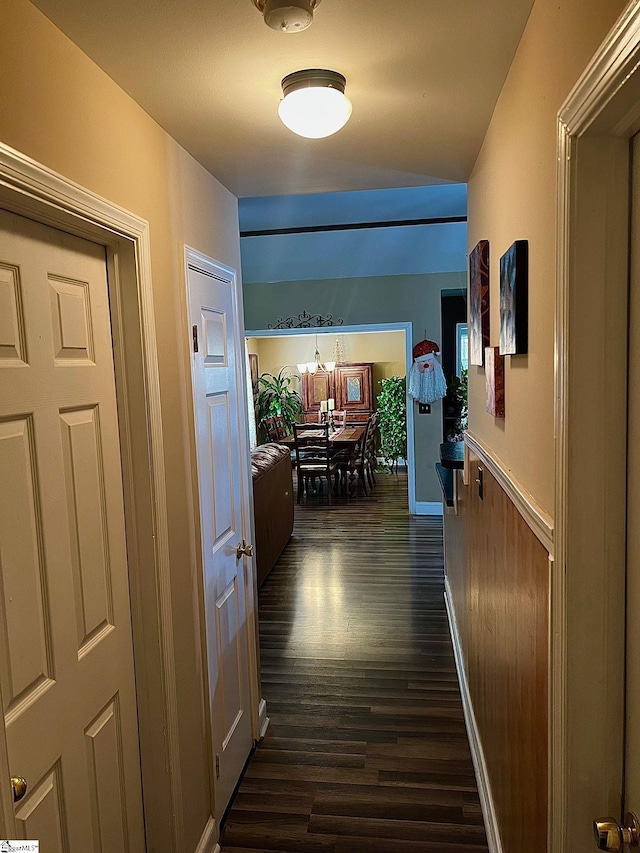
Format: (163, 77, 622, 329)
(279, 425, 366, 496)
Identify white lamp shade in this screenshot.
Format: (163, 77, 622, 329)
(297, 363, 308, 374)
(307, 361, 318, 374)
(278, 71, 352, 139)
(278, 88, 352, 138)
(324, 360, 336, 372)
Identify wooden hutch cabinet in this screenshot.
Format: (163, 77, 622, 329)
(302, 368, 333, 422)
(302, 363, 374, 424)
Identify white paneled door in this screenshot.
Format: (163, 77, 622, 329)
(186, 254, 253, 823)
(0, 210, 145, 849)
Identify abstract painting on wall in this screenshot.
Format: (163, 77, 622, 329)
(485, 346, 505, 418)
(499, 240, 528, 355)
(249, 353, 259, 390)
(469, 239, 490, 366)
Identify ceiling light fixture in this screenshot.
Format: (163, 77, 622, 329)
(278, 69, 352, 139)
(297, 336, 335, 375)
(252, 0, 322, 33)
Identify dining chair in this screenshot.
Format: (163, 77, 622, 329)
(263, 416, 280, 442)
(330, 409, 346, 430)
(335, 418, 371, 497)
(315, 410, 346, 432)
(273, 414, 287, 439)
(365, 411, 379, 489)
(293, 422, 339, 504)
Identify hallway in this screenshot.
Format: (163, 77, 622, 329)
(221, 473, 488, 852)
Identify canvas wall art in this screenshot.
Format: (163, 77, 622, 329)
(485, 346, 505, 418)
(469, 239, 490, 366)
(249, 353, 259, 390)
(499, 240, 528, 355)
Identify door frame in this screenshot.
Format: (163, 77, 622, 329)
(553, 4, 640, 850)
(0, 142, 183, 849)
(245, 322, 420, 511)
(182, 246, 264, 821)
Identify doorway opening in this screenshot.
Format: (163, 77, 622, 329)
(245, 322, 417, 510)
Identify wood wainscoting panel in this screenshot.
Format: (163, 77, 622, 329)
(445, 453, 549, 853)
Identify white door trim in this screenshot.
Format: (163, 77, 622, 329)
(182, 246, 263, 820)
(245, 322, 417, 511)
(554, 4, 640, 851)
(0, 141, 183, 848)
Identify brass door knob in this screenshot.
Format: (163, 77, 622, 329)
(235, 540, 254, 560)
(11, 776, 27, 803)
(594, 813, 640, 850)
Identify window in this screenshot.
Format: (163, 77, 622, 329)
(456, 322, 468, 377)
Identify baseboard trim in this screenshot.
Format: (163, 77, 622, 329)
(444, 577, 504, 853)
(258, 698, 270, 739)
(464, 431, 553, 555)
(194, 817, 218, 853)
(413, 501, 444, 516)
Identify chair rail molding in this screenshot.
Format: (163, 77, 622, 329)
(463, 431, 553, 555)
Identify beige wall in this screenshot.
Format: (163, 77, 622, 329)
(0, 0, 243, 847)
(467, 0, 628, 516)
(248, 331, 406, 396)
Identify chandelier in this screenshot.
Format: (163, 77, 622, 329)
(297, 335, 335, 375)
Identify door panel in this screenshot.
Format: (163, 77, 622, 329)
(49, 275, 94, 363)
(187, 258, 253, 823)
(15, 765, 66, 851)
(84, 700, 128, 850)
(0, 209, 145, 850)
(0, 416, 53, 712)
(60, 407, 113, 652)
(0, 264, 27, 365)
(335, 363, 373, 417)
(207, 393, 235, 549)
(302, 369, 333, 420)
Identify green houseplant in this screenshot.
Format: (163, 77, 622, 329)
(444, 368, 468, 441)
(256, 368, 302, 437)
(377, 375, 407, 473)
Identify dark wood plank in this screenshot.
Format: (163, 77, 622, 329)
(220, 473, 488, 852)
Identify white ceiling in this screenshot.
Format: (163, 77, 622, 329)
(30, 0, 534, 197)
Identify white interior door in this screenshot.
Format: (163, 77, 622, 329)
(186, 253, 253, 823)
(0, 210, 145, 848)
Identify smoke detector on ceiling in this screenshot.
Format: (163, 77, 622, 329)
(252, 0, 322, 33)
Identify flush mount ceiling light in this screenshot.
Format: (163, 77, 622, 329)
(252, 0, 322, 33)
(278, 69, 352, 139)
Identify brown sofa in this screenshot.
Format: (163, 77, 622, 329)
(251, 443, 294, 588)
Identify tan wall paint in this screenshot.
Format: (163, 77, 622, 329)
(0, 0, 243, 847)
(467, 0, 628, 515)
(249, 331, 406, 394)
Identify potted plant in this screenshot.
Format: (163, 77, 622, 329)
(444, 368, 468, 441)
(377, 375, 407, 473)
(256, 368, 302, 438)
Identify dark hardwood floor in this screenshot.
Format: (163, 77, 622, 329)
(221, 472, 488, 852)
